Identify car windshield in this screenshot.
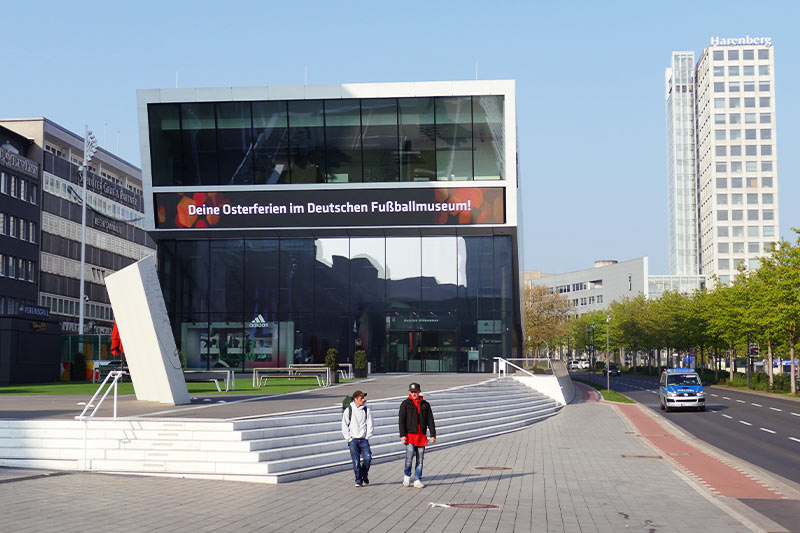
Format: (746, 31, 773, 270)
(667, 374, 701, 386)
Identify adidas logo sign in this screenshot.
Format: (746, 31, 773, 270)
(248, 314, 267, 328)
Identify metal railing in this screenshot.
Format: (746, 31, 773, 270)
(494, 357, 542, 377)
(76, 370, 126, 420)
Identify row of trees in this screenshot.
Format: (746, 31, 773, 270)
(525, 231, 800, 394)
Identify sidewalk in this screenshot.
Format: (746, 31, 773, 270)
(0, 381, 763, 532)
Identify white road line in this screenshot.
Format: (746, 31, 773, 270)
(770, 407, 782, 412)
(739, 421, 752, 426)
(711, 394, 719, 397)
(736, 399, 746, 403)
(792, 413, 800, 417)
(722, 414, 733, 419)
(649, 391, 657, 394)
(790, 437, 800, 444)
(751, 403, 762, 407)
(760, 428, 776, 434)
(722, 396, 731, 400)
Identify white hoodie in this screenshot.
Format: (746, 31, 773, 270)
(341, 401, 374, 442)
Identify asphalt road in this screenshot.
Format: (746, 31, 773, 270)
(573, 371, 800, 485)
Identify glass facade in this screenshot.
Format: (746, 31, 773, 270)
(157, 235, 516, 373)
(148, 96, 504, 186)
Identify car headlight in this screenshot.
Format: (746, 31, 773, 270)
(666, 392, 678, 398)
(697, 392, 705, 397)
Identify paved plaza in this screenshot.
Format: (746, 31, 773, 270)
(3, 379, 791, 532)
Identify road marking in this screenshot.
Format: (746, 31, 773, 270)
(649, 391, 657, 394)
(739, 421, 752, 426)
(790, 437, 800, 444)
(711, 394, 718, 397)
(760, 428, 776, 434)
(736, 399, 746, 403)
(722, 396, 731, 400)
(751, 403, 762, 407)
(770, 407, 782, 412)
(722, 414, 733, 419)
(792, 413, 800, 417)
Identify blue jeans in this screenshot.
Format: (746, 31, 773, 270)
(404, 444, 425, 481)
(348, 438, 372, 483)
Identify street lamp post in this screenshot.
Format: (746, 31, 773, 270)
(78, 127, 98, 337)
(606, 314, 611, 392)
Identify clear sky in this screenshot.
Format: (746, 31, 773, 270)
(4, 1, 798, 274)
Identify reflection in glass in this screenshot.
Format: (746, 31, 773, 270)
(387, 237, 421, 306)
(280, 239, 315, 312)
(181, 103, 218, 185)
(253, 101, 290, 184)
(361, 99, 399, 182)
(315, 238, 350, 311)
(473, 96, 504, 180)
(210, 240, 244, 315)
(350, 238, 385, 305)
(422, 237, 457, 301)
(244, 240, 280, 322)
(288, 100, 325, 183)
(324, 100, 362, 183)
(436, 96, 473, 181)
(399, 98, 436, 181)
(216, 102, 253, 185)
(148, 104, 182, 186)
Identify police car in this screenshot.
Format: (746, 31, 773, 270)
(659, 368, 705, 412)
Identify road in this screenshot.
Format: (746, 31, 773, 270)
(574, 371, 800, 485)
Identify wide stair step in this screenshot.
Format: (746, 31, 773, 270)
(0, 377, 560, 483)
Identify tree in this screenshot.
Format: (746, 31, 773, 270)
(610, 294, 652, 371)
(524, 285, 572, 357)
(756, 231, 800, 394)
(705, 276, 748, 381)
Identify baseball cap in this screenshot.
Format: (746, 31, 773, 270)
(352, 390, 366, 399)
(408, 382, 421, 392)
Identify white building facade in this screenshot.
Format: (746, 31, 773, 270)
(667, 37, 780, 285)
(526, 258, 648, 317)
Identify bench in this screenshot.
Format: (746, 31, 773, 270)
(183, 370, 235, 392)
(252, 367, 327, 387)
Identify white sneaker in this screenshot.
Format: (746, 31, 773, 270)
(413, 479, 425, 488)
(402, 475, 410, 487)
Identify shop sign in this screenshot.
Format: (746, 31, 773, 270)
(154, 187, 505, 229)
(1, 146, 39, 178)
(18, 304, 50, 319)
(477, 320, 501, 334)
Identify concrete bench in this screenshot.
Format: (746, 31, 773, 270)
(183, 370, 235, 392)
(252, 368, 326, 387)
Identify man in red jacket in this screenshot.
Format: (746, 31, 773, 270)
(110, 321, 125, 365)
(398, 382, 436, 488)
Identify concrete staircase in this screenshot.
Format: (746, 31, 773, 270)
(0, 377, 560, 483)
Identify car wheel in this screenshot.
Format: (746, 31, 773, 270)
(660, 398, 665, 411)
(664, 401, 670, 413)
(698, 406, 705, 412)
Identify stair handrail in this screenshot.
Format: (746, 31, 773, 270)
(494, 357, 537, 377)
(76, 370, 126, 420)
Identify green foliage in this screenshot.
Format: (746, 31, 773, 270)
(325, 348, 339, 370)
(354, 349, 367, 369)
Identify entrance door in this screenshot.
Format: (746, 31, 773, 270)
(386, 330, 458, 372)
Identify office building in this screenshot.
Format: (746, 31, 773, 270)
(526, 258, 648, 316)
(0, 118, 155, 336)
(137, 80, 522, 373)
(666, 37, 780, 285)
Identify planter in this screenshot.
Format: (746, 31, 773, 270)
(354, 367, 368, 378)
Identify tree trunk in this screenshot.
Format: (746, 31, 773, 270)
(729, 345, 735, 382)
(767, 340, 774, 388)
(791, 342, 797, 395)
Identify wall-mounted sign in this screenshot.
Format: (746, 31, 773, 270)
(1, 147, 39, 178)
(154, 187, 505, 229)
(93, 213, 124, 236)
(710, 35, 772, 47)
(18, 304, 50, 319)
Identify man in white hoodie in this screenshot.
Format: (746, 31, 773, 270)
(342, 390, 374, 487)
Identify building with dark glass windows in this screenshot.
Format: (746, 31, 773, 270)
(137, 81, 522, 373)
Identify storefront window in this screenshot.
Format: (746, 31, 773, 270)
(436, 96, 473, 181)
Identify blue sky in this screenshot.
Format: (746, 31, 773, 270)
(4, 1, 798, 274)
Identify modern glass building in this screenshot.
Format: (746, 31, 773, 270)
(137, 81, 522, 373)
(665, 52, 699, 276)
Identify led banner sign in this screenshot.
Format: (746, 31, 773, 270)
(154, 187, 505, 229)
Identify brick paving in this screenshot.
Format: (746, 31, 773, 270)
(0, 383, 755, 532)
